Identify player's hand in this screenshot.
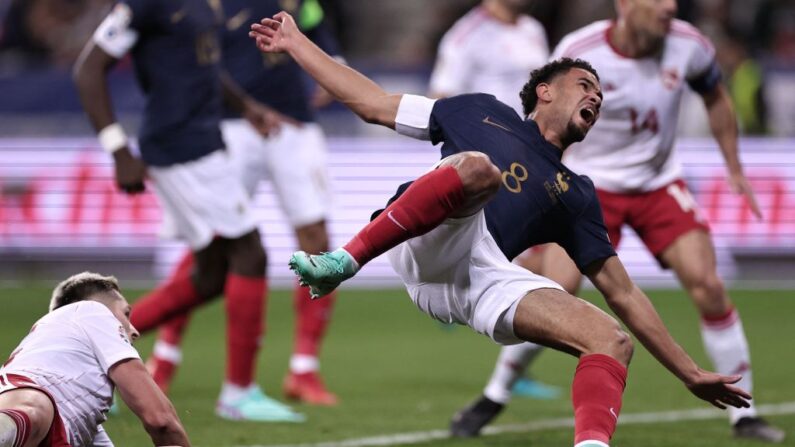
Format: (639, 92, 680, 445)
(243, 100, 301, 137)
(684, 369, 752, 410)
(249, 11, 300, 53)
(728, 171, 762, 220)
(112, 148, 147, 194)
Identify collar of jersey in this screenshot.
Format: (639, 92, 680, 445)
(520, 119, 564, 161)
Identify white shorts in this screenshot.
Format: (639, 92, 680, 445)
(221, 119, 330, 227)
(387, 210, 563, 344)
(149, 150, 257, 250)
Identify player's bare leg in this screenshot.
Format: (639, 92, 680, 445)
(0, 388, 55, 447)
(452, 243, 580, 437)
(513, 288, 633, 446)
(290, 151, 501, 298)
(285, 220, 339, 405)
(661, 229, 785, 443)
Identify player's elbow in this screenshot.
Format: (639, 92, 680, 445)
(140, 408, 183, 438)
(350, 95, 398, 128)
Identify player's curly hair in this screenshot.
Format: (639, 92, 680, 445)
(50, 272, 121, 312)
(519, 57, 600, 116)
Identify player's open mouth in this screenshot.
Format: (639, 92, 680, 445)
(579, 106, 596, 126)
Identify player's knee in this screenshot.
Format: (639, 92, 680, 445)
(690, 272, 726, 302)
(610, 329, 634, 365)
(588, 324, 634, 365)
(458, 152, 501, 196)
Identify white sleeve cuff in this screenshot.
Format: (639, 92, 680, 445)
(395, 94, 436, 141)
(93, 3, 138, 59)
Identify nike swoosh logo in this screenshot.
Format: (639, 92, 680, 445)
(609, 407, 618, 420)
(482, 116, 512, 133)
(170, 8, 186, 24)
(387, 210, 408, 231)
(226, 9, 251, 31)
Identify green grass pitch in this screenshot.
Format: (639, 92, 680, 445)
(1, 286, 794, 446)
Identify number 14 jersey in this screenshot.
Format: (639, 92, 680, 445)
(552, 19, 721, 193)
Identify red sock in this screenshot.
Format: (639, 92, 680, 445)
(572, 354, 627, 444)
(130, 272, 203, 334)
(343, 165, 465, 266)
(225, 274, 266, 386)
(294, 283, 335, 357)
(156, 251, 196, 346)
(0, 409, 31, 447)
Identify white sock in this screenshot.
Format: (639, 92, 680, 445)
(153, 340, 183, 364)
(219, 382, 256, 404)
(0, 413, 18, 447)
(700, 308, 756, 423)
(483, 342, 543, 404)
(290, 354, 319, 374)
(574, 441, 609, 447)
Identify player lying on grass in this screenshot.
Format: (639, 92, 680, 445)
(250, 12, 751, 447)
(0, 273, 190, 447)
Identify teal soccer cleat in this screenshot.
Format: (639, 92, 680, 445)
(216, 386, 305, 422)
(511, 376, 562, 400)
(288, 249, 358, 299)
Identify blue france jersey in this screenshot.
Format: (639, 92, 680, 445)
(221, 0, 340, 122)
(385, 94, 615, 272)
(121, 0, 224, 166)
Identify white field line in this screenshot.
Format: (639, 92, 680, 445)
(233, 401, 795, 447)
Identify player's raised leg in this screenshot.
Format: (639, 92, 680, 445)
(512, 288, 633, 446)
(289, 151, 501, 298)
(661, 230, 785, 443)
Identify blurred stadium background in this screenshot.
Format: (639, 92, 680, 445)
(1, 0, 794, 445)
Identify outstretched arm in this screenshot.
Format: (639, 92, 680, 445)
(701, 84, 761, 218)
(586, 256, 751, 409)
(250, 11, 401, 128)
(110, 359, 191, 446)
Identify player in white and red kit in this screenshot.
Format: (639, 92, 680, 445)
(0, 272, 189, 446)
(453, 0, 785, 442)
(429, 0, 548, 113)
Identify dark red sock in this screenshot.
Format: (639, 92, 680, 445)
(157, 313, 191, 346)
(343, 165, 465, 266)
(155, 251, 196, 346)
(572, 354, 627, 444)
(0, 409, 31, 447)
(130, 273, 202, 335)
(225, 274, 266, 386)
(293, 283, 335, 357)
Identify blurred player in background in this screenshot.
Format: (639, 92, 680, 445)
(252, 13, 752, 447)
(145, 0, 342, 408)
(0, 272, 190, 446)
(73, 0, 302, 422)
(429, 0, 561, 413)
(451, 0, 786, 442)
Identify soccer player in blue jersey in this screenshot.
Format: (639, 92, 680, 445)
(143, 0, 342, 408)
(73, 0, 301, 422)
(251, 13, 752, 446)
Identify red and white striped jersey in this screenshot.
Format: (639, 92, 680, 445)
(430, 6, 549, 115)
(552, 19, 720, 192)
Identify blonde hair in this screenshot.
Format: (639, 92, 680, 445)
(50, 272, 121, 312)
